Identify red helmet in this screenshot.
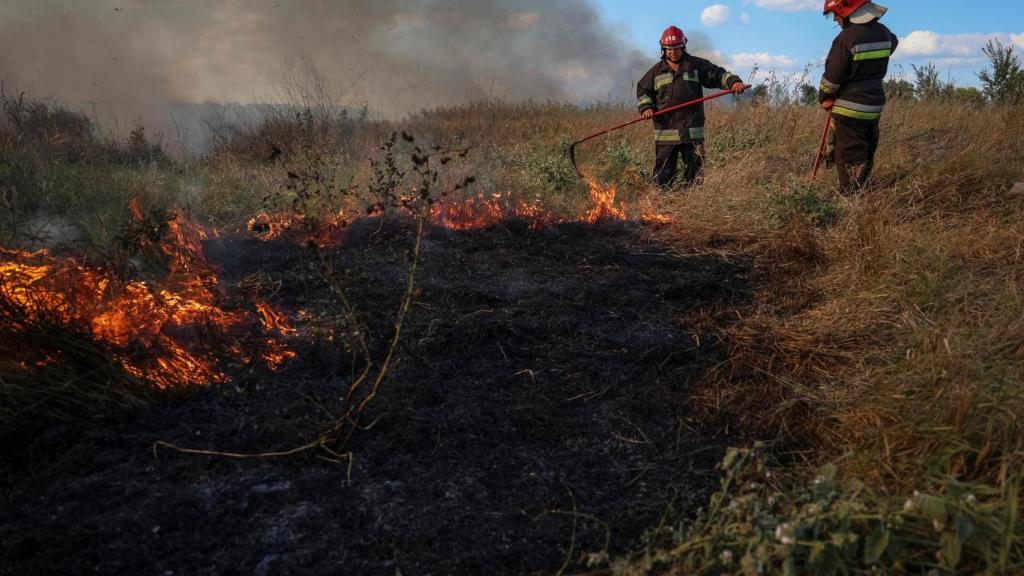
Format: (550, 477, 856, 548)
(822, 0, 870, 18)
(660, 26, 687, 48)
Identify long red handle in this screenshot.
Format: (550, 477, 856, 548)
(571, 90, 735, 150)
(810, 110, 832, 179)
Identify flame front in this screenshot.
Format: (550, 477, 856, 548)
(429, 193, 552, 230)
(1, 206, 297, 390)
(247, 211, 349, 248)
(3, 183, 672, 391)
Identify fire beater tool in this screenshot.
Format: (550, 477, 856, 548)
(568, 89, 737, 178)
(810, 110, 832, 180)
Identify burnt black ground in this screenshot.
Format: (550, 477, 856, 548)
(1, 218, 751, 575)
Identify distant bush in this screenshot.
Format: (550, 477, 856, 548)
(978, 39, 1024, 104)
(205, 104, 364, 163)
(884, 76, 916, 101)
(1, 91, 97, 163)
(912, 63, 956, 102)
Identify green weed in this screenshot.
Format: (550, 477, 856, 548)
(768, 180, 840, 227)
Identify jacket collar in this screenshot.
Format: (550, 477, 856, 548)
(658, 54, 689, 73)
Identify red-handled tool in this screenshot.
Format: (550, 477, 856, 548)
(568, 89, 738, 178)
(810, 110, 832, 180)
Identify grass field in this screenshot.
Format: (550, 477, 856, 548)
(2, 90, 1022, 573)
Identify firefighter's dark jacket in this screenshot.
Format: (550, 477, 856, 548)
(636, 54, 741, 144)
(817, 19, 898, 122)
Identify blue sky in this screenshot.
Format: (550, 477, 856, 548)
(592, 0, 1024, 87)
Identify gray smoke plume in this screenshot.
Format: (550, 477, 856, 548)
(0, 0, 674, 145)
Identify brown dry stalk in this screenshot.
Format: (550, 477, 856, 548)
(332, 215, 425, 451)
(154, 215, 426, 461)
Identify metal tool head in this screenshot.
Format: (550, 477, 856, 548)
(568, 141, 584, 178)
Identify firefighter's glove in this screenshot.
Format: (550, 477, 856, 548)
(731, 82, 750, 94)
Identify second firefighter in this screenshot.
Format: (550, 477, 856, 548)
(818, 0, 898, 193)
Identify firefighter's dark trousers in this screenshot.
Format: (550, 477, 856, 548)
(829, 116, 879, 194)
(654, 141, 704, 188)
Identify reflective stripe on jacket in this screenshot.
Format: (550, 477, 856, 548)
(637, 54, 740, 143)
(818, 19, 899, 122)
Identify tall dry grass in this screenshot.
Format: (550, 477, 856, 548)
(664, 101, 1024, 488)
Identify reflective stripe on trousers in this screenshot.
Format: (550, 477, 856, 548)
(832, 99, 883, 121)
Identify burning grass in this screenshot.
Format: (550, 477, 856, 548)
(0, 204, 298, 432)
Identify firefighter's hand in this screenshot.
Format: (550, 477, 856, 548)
(641, 109, 654, 119)
(731, 82, 750, 94)
(821, 99, 835, 110)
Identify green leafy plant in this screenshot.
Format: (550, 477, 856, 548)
(768, 181, 839, 227)
(526, 135, 582, 196)
(601, 138, 645, 184)
(614, 444, 1023, 576)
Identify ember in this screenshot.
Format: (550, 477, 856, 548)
(256, 301, 297, 336)
(247, 210, 350, 247)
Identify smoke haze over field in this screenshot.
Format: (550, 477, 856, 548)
(0, 0, 722, 142)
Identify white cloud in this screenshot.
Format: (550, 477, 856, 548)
(740, 12, 751, 24)
(744, 0, 818, 12)
(896, 31, 1024, 61)
(701, 4, 731, 27)
(730, 52, 797, 67)
(695, 49, 799, 70)
(899, 31, 942, 56)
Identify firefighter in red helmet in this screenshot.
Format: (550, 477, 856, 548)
(818, 0, 898, 193)
(637, 26, 749, 188)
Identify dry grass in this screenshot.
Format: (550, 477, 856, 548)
(647, 101, 1024, 488)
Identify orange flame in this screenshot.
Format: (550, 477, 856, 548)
(245, 183, 671, 243)
(428, 193, 552, 230)
(255, 301, 297, 336)
(581, 177, 627, 223)
(247, 211, 349, 248)
(260, 339, 298, 371)
(1, 203, 299, 389)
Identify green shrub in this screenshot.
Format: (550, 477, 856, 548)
(601, 138, 645, 183)
(615, 444, 1023, 576)
(768, 180, 839, 227)
(525, 135, 583, 197)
